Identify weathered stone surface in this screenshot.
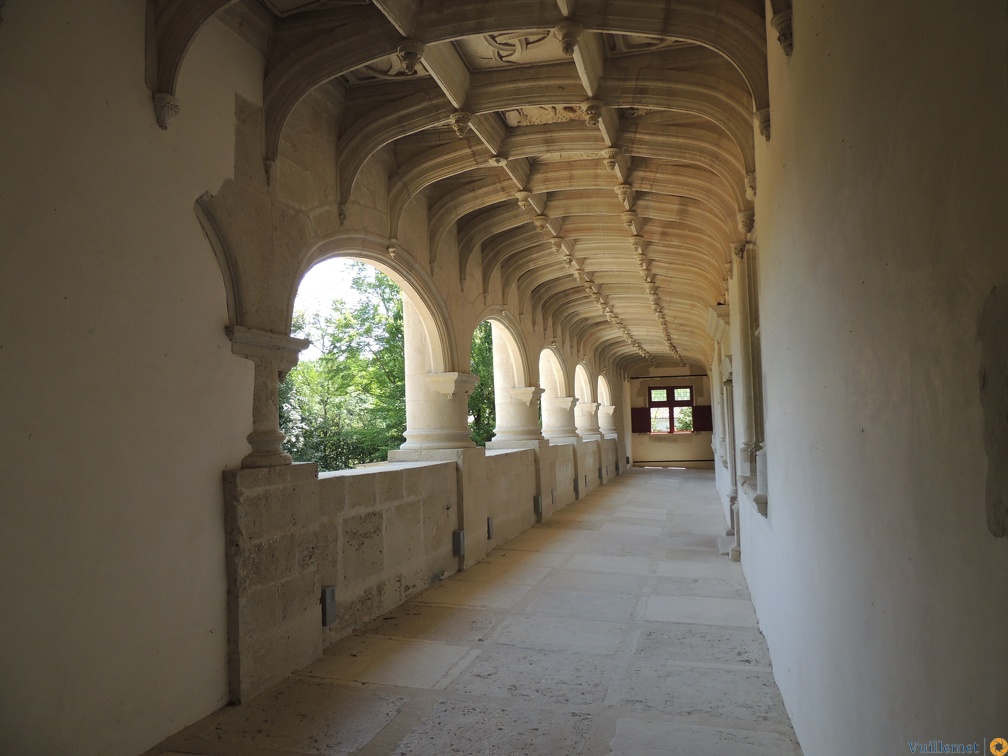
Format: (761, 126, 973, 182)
(341, 510, 384, 587)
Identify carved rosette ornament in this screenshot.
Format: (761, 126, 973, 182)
(532, 214, 550, 232)
(621, 210, 637, 228)
(153, 92, 180, 130)
(515, 190, 532, 209)
(771, 10, 794, 57)
(745, 172, 757, 201)
(600, 147, 620, 171)
(396, 40, 425, 76)
(614, 183, 632, 205)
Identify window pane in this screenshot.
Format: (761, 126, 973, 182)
(673, 406, 693, 432)
(650, 388, 667, 403)
(650, 407, 670, 432)
(673, 387, 691, 402)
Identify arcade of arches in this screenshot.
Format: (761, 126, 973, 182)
(1, 1, 1007, 754)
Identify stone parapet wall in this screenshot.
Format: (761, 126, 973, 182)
(222, 462, 323, 703)
(317, 461, 459, 642)
(548, 442, 578, 517)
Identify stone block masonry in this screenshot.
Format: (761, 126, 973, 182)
(223, 462, 322, 703)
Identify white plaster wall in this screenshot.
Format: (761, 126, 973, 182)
(0, 5, 262, 754)
(747, 1, 1008, 752)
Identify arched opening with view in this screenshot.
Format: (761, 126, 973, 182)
(280, 257, 406, 471)
(485, 317, 540, 444)
(467, 320, 495, 446)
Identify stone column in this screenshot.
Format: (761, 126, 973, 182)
(401, 371, 479, 449)
(598, 404, 618, 437)
(576, 401, 602, 440)
(227, 325, 309, 469)
(543, 395, 580, 442)
(492, 386, 545, 443)
(399, 296, 477, 449)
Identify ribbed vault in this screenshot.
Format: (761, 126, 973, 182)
(149, 0, 768, 373)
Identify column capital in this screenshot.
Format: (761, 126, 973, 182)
(226, 326, 309, 369)
(509, 385, 545, 407)
(554, 395, 579, 411)
(425, 371, 479, 399)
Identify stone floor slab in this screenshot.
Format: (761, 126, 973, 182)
(303, 635, 472, 689)
(611, 717, 802, 755)
(390, 700, 592, 755)
(640, 594, 758, 627)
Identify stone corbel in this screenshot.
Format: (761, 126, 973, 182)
(426, 371, 479, 399)
(745, 172, 757, 200)
(771, 9, 794, 57)
(581, 99, 602, 127)
(754, 108, 771, 141)
(153, 92, 180, 130)
(510, 386, 544, 407)
(396, 40, 425, 75)
(737, 210, 755, 236)
(227, 326, 310, 468)
(450, 111, 472, 137)
(553, 19, 583, 56)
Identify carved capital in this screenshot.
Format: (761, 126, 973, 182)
(555, 395, 579, 411)
(533, 214, 550, 232)
(515, 190, 532, 209)
(771, 9, 794, 56)
(426, 371, 479, 399)
(450, 110, 471, 137)
(745, 172, 757, 201)
(550, 236, 565, 254)
(387, 239, 398, 258)
(614, 183, 633, 205)
(153, 92, 180, 130)
(396, 39, 425, 76)
(226, 326, 309, 371)
(733, 241, 749, 260)
(510, 386, 544, 407)
(621, 210, 637, 228)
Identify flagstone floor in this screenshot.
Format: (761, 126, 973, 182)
(150, 467, 801, 755)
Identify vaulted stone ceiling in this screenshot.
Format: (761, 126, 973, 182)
(151, 0, 773, 373)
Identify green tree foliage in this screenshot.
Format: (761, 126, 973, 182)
(468, 320, 496, 446)
(674, 406, 694, 432)
(279, 263, 405, 471)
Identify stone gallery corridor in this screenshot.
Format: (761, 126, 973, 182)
(150, 468, 800, 755)
(4, 2, 1008, 755)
